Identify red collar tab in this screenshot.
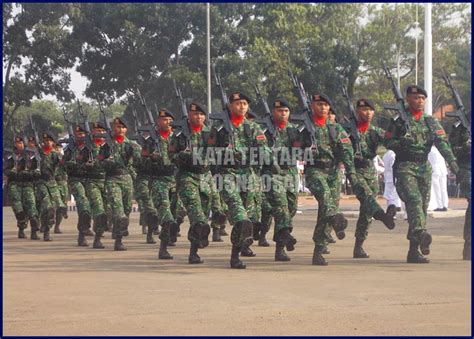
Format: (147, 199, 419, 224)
(357, 121, 369, 133)
(312, 114, 327, 127)
(42, 145, 52, 155)
(77, 141, 86, 148)
(231, 112, 245, 127)
(410, 110, 423, 121)
(94, 138, 103, 146)
(160, 129, 172, 139)
(190, 123, 203, 133)
(275, 120, 287, 129)
(114, 135, 125, 143)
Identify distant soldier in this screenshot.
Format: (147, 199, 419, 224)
(4, 136, 41, 239)
(385, 85, 459, 263)
(169, 102, 212, 264)
(54, 144, 69, 234)
(98, 117, 141, 251)
(448, 117, 471, 260)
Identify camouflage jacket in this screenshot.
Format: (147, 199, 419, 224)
(449, 124, 471, 170)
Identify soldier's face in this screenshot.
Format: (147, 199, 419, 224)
(43, 138, 54, 148)
(113, 124, 127, 136)
(15, 140, 25, 151)
(229, 100, 249, 116)
(272, 107, 290, 123)
(75, 130, 86, 138)
(28, 140, 36, 148)
(407, 94, 426, 112)
(93, 127, 106, 143)
(158, 117, 173, 131)
(311, 101, 330, 118)
(357, 107, 374, 123)
(189, 111, 206, 126)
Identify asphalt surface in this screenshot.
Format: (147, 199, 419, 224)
(3, 199, 471, 336)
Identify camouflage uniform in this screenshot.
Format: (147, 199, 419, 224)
(207, 171, 227, 242)
(261, 119, 300, 260)
(4, 146, 41, 239)
(386, 110, 458, 262)
(448, 123, 471, 260)
(99, 135, 140, 250)
(170, 122, 212, 264)
(54, 153, 69, 233)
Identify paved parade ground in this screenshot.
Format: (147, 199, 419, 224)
(3, 198, 471, 336)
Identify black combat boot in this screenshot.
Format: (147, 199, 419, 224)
(407, 240, 429, 263)
(252, 221, 261, 241)
(54, 209, 63, 234)
(43, 228, 52, 242)
(258, 232, 270, 247)
(230, 245, 246, 269)
(331, 213, 347, 240)
(212, 228, 223, 242)
(197, 223, 211, 248)
(77, 232, 89, 247)
(92, 232, 105, 249)
(353, 237, 369, 258)
(158, 240, 173, 260)
(146, 226, 156, 244)
(114, 236, 127, 251)
(30, 219, 40, 240)
(18, 228, 26, 239)
(419, 231, 432, 255)
(219, 226, 228, 236)
(312, 246, 328, 266)
(463, 241, 471, 261)
(373, 209, 395, 230)
(240, 244, 256, 257)
(275, 242, 290, 262)
(279, 228, 297, 252)
(188, 243, 203, 264)
(327, 233, 336, 244)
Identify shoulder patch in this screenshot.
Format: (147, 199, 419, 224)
(340, 137, 350, 143)
(436, 129, 446, 135)
(256, 134, 266, 141)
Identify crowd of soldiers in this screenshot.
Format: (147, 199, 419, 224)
(4, 78, 471, 269)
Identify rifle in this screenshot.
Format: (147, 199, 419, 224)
(382, 61, 411, 136)
(208, 63, 235, 148)
(287, 69, 318, 153)
(28, 114, 42, 165)
(97, 97, 116, 151)
(77, 100, 95, 160)
(137, 89, 161, 155)
(57, 107, 79, 154)
(253, 83, 276, 144)
(172, 80, 192, 150)
(442, 72, 471, 139)
(341, 84, 362, 155)
(128, 106, 147, 147)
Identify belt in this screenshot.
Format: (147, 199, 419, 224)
(306, 160, 334, 169)
(107, 169, 130, 176)
(354, 158, 372, 169)
(397, 153, 428, 163)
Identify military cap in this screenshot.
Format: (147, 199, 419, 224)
(311, 93, 332, 106)
(356, 98, 375, 110)
(74, 123, 86, 133)
(27, 136, 36, 143)
(406, 85, 427, 98)
(229, 91, 252, 104)
(273, 98, 290, 109)
(14, 136, 24, 143)
(42, 131, 58, 143)
(188, 102, 207, 115)
(157, 109, 175, 119)
(113, 117, 127, 128)
(92, 122, 107, 130)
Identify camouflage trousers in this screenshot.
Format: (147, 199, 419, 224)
(206, 172, 226, 230)
(56, 179, 69, 206)
(86, 178, 108, 234)
(135, 175, 158, 230)
(36, 180, 62, 231)
(264, 170, 298, 241)
(177, 171, 212, 245)
(105, 174, 133, 237)
(457, 168, 471, 243)
(8, 181, 39, 229)
(69, 178, 90, 216)
(324, 168, 342, 242)
(150, 175, 178, 244)
(219, 168, 258, 247)
(305, 167, 341, 249)
(352, 167, 385, 240)
(394, 161, 431, 242)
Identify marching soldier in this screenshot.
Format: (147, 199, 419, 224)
(346, 99, 397, 258)
(54, 144, 69, 234)
(448, 114, 471, 260)
(98, 117, 141, 251)
(261, 98, 299, 261)
(169, 102, 212, 264)
(209, 92, 270, 269)
(385, 85, 459, 263)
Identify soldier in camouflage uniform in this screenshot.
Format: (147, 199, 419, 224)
(261, 98, 299, 261)
(448, 117, 471, 260)
(344, 99, 397, 258)
(298, 93, 393, 266)
(54, 144, 69, 234)
(209, 92, 270, 269)
(4, 136, 41, 239)
(62, 125, 96, 246)
(169, 102, 212, 264)
(385, 85, 459, 263)
(98, 117, 141, 251)
(144, 109, 178, 259)
(36, 131, 63, 241)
